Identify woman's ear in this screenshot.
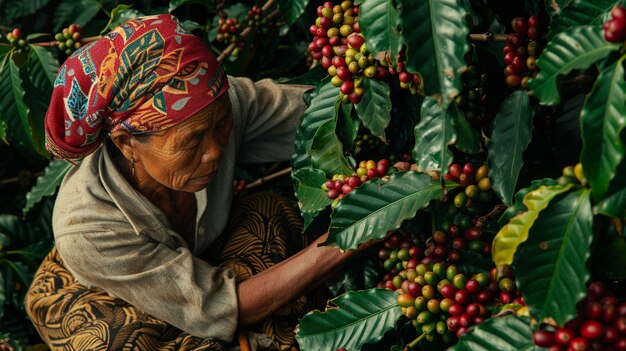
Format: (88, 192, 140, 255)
(109, 130, 135, 161)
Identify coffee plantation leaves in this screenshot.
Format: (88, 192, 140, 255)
(528, 25, 620, 106)
(337, 103, 359, 152)
(594, 186, 626, 218)
(548, 0, 615, 39)
(354, 78, 392, 141)
(452, 315, 534, 351)
(0, 119, 6, 144)
(4, 0, 51, 22)
(498, 178, 559, 226)
(397, 0, 468, 104)
(487, 91, 534, 205)
(326, 172, 456, 250)
(23, 159, 72, 216)
(0, 56, 34, 152)
(412, 97, 456, 173)
(296, 289, 402, 351)
(28, 46, 59, 90)
(515, 189, 593, 325)
(357, 0, 401, 64)
(580, 57, 626, 200)
(53, 0, 100, 32)
(292, 83, 340, 171)
(311, 104, 354, 175)
(451, 102, 480, 154)
(276, 0, 308, 26)
(492, 184, 573, 266)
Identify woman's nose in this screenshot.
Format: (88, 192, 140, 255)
(201, 139, 222, 163)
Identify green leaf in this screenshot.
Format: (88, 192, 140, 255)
(398, 0, 469, 103)
(354, 78, 392, 141)
(451, 102, 480, 154)
(293, 167, 333, 215)
(292, 83, 341, 171)
(311, 109, 354, 175)
(492, 184, 573, 266)
(23, 48, 58, 156)
(7, 241, 53, 262)
(0, 120, 6, 145)
(412, 97, 456, 172)
(516, 189, 593, 325)
(0, 272, 4, 320)
(100, 4, 133, 34)
(548, 0, 617, 39)
(296, 289, 402, 351)
(528, 25, 620, 105)
(5, 0, 51, 21)
(276, 0, 309, 26)
(499, 178, 559, 226)
(169, 0, 215, 13)
(5, 261, 33, 289)
(28, 46, 59, 89)
(337, 103, 359, 151)
(0, 56, 34, 151)
(327, 172, 456, 250)
(452, 315, 534, 351)
(594, 187, 626, 218)
(487, 91, 534, 205)
(580, 57, 626, 200)
(23, 159, 72, 217)
(358, 0, 401, 62)
(53, 0, 101, 32)
(344, 258, 380, 292)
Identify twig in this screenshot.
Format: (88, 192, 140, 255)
(216, 8, 280, 62)
(244, 167, 292, 190)
(261, 0, 276, 11)
(238, 330, 253, 351)
(0, 172, 43, 185)
(469, 32, 508, 44)
(475, 204, 508, 229)
(402, 333, 426, 351)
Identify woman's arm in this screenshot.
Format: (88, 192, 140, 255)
(236, 233, 375, 325)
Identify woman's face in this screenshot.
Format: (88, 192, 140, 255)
(132, 94, 233, 193)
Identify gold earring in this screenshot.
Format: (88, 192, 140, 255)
(130, 158, 135, 177)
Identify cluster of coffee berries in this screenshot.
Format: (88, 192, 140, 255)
(377, 230, 423, 277)
(244, 5, 269, 31)
(533, 281, 626, 351)
(322, 159, 389, 208)
(456, 63, 488, 125)
(216, 17, 242, 46)
(6, 28, 28, 54)
(386, 260, 522, 343)
(444, 163, 494, 210)
(378, 50, 421, 94)
(55, 24, 82, 55)
(557, 163, 586, 186)
(604, 6, 626, 43)
(309, 1, 384, 103)
(423, 223, 492, 264)
(503, 15, 542, 89)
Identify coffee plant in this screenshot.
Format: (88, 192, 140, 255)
(2, 0, 626, 350)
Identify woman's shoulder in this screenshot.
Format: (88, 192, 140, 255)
(53, 147, 128, 237)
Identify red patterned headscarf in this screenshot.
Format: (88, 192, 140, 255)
(44, 14, 229, 161)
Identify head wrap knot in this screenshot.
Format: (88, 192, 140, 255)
(44, 14, 229, 161)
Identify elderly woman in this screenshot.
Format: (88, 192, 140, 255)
(25, 14, 371, 351)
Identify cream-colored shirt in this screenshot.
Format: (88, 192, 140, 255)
(52, 76, 311, 342)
